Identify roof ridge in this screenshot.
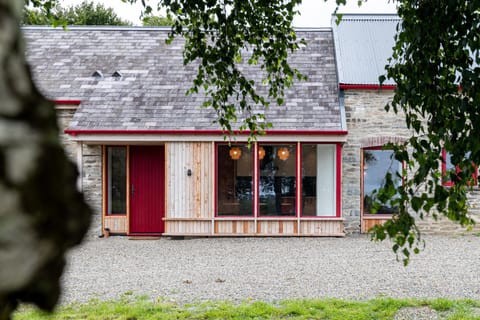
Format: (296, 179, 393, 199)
(22, 25, 333, 32)
(333, 13, 400, 21)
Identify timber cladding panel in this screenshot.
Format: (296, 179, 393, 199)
(165, 221, 211, 235)
(166, 142, 214, 220)
(361, 218, 388, 233)
(215, 221, 255, 235)
(104, 216, 127, 233)
(299, 220, 344, 236)
(256, 220, 297, 235)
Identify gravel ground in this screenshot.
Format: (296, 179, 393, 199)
(60, 234, 480, 305)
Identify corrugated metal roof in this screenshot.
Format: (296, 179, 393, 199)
(24, 26, 343, 132)
(332, 14, 400, 85)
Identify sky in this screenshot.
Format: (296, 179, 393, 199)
(59, 0, 397, 27)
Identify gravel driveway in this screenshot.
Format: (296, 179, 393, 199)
(60, 234, 480, 304)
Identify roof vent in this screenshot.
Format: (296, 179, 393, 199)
(112, 71, 123, 78)
(92, 70, 103, 78)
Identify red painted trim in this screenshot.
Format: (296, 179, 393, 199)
(253, 143, 259, 219)
(336, 143, 342, 218)
(296, 142, 301, 218)
(215, 142, 255, 218)
(363, 145, 389, 151)
(341, 84, 463, 91)
(52, 100, 81, 105)
(441, 149, 478, 187)
(441, 149, 452, 187)
(64, 129, 349, 137)
(214, 143, 218, 219)
(361, 147, 406, 216)
(339, 84, 396, 90)
(105, 146, 127, 216)
(298, 142, 341, 218)
(257, 142, 298, 218)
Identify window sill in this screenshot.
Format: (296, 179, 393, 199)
(300, 216, 343, 221)
(362, 214, 393, 220)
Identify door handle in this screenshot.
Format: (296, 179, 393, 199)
(131, 184, 135, 197)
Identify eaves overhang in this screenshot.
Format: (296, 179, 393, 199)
(64, 129, 349, 144)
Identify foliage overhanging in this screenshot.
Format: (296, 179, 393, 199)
(375, 0, 480, 264)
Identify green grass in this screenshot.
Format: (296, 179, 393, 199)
(13, 295, 480, 320)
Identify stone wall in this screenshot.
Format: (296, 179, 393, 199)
(342, 89, 480, 234)
(341, 89, 406, 233)
(56, 106, 103, 237)
(56, 107, 78, 162)
(81, 144, 102, 237)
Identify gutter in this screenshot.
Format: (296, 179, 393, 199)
(65, 129, 349, 137)
(339, 84, 396, 90)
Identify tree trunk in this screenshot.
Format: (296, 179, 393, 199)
(0, 1, 91, 318)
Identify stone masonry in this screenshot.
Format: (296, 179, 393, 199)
(341, 89, 480, 234)
(57, 107, 102, 237)
(80, 144, 102, 237)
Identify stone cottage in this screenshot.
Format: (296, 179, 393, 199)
(26, 26, 348, 237)
(24, 14, 479, 237)
(334, 14, 480, 233)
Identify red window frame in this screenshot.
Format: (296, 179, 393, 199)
(361, 146, 403, 216)
(299, 143, 342, 218)
(215, 143, 254, 218)
(441, 149, 477, 187)
(214, 142, 342, 218)
(257, 143, 298, 218)
(105, 146, 127, 216)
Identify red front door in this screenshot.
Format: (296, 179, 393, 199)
(130, 146, 165, 234)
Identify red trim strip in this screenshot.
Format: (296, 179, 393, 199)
(52, 100, 82, 105)
(339, 84, 396, 90)
(336, 143, 342, 218)
(65, 129, 349, 136)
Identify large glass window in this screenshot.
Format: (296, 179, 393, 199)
(258, 144, 296, 216)
(107, 146, 126, 215)
(362, 148, 402, 215)
(216, 142, 339, 218)
(302, 144, 336, 216)
(217, 144, 253, 216)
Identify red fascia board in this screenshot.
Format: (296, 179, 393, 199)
(64, 129, 349, 136)
(52, 100, 82, 105)
(339, 84, 396, 90)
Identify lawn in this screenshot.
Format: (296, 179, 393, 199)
(13, 294, 480, 320)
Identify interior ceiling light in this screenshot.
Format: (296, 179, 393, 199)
(229, 147, 242, 160)
(277, 147, 290, 161)
(258, 146, 265, 160)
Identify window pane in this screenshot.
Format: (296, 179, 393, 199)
(363, 149, 401, 214)
(259, 144, 296, 216)
(107, 147, 126, 214)
(217, 145, 253, 216)
(302, 144, 336, 216)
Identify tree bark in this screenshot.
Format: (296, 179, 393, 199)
(0, 1, 91, 318)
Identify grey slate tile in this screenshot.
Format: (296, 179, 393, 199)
(24, 26, 343, 132)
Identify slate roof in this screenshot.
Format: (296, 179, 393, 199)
(332, 14, 400, 85)
(24, 26, 344, 132)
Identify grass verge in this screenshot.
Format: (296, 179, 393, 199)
(13, 294, 480, 320)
